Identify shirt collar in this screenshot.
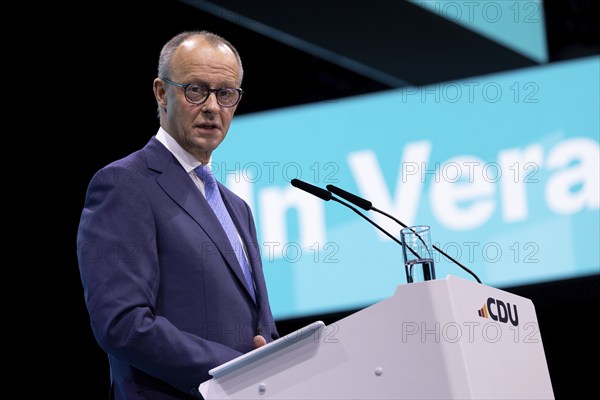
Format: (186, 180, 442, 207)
(155, 127, 211, 172)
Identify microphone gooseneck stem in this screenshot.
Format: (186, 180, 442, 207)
(326, 184, 481, 284)
(372, 206, 482, 284)
(331, 197, 422, 260)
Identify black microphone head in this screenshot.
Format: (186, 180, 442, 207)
(291, 179, 332, 201)
(326, 184, 372, 210)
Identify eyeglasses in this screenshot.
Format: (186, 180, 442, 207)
(162, 78, 243, 107)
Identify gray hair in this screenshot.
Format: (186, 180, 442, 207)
(157, 30, 244, 85)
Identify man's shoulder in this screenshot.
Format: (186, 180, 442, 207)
(96, 137, 169, 175)
(88, 138, 168, 187)
(94, 148, 147, 182)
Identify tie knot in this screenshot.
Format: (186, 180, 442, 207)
(195, 164, 216, 186)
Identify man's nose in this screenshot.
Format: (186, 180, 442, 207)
(202, 92, 220, 111)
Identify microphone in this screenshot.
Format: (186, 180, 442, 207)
(326, 184, 482, 284)
(291, 179, 421, 258)
(290, 178, 332, 201)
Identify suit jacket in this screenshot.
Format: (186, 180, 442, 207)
(77, 137, 279, 399)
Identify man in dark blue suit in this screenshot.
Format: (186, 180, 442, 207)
(77, 31, 279, 399)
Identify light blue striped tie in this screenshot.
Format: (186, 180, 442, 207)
(195, 165, 256, 302)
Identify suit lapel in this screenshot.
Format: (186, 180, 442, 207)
(220, 187, 263, 305)
(145, 138, 257, 305)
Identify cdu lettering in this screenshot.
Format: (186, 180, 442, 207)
(486, 297, 519, 326)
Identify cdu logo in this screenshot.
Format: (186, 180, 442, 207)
(478, 297, 519, 327)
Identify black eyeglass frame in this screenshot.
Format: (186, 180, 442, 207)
(162, 78, 243, 107)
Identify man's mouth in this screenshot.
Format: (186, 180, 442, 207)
(196, 123, 219, 131)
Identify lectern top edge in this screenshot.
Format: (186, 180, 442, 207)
(208, 320, 325, 379)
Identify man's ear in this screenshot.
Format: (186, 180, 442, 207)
(153, 78, 168, 111)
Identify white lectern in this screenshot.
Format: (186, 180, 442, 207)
(200, 276, 554, 399)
